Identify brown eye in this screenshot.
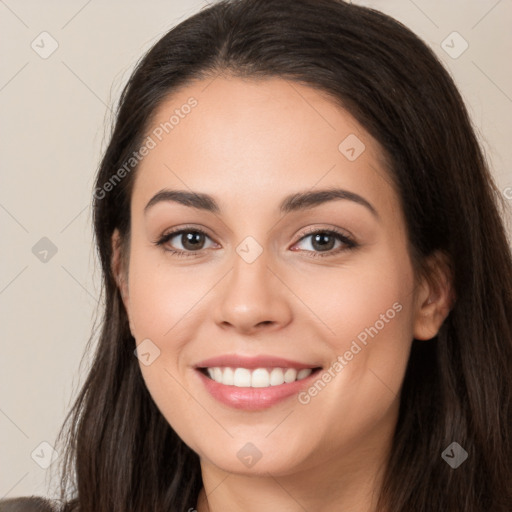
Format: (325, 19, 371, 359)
(176, 231, 207, 251)
(292, 228, 358, 258)
(155, 227, 217, 257)
(309, 232, 337, 251)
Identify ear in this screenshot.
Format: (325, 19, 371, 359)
(111, 229, 134, 333)
(412, 250, 456, 340)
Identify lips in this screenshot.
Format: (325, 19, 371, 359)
(194, 354, 322, 370)
(193, 354, 323, 410)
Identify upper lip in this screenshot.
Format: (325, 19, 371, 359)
(194, 354, 322, 370)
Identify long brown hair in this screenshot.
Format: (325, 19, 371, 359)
(52, 0, 512, 510)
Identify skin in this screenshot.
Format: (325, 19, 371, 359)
(111, 75, 454, 512)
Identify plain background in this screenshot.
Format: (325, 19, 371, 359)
(1, 0, 511, 501)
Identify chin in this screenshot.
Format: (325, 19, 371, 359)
(196, 438, 313, 477)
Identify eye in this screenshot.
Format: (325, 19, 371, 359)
(153, 226, 218, 257)
(153, 225, 358, 259)
(291, 227, 358, 258)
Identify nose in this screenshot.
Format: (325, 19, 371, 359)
(214, 249, 293, 334)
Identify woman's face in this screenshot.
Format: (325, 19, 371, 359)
(113, 76, 441, 478)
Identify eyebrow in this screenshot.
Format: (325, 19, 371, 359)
(144, 187, 379, 219)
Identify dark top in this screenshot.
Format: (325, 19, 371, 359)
(0, 497, 57, 512)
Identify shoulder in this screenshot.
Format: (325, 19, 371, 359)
(0, 497, 57, 512)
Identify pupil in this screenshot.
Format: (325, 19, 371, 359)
(183, 232, 204, 250)
(313, 233, 334, 251)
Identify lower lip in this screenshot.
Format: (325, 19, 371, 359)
(195, 368, 321, 410)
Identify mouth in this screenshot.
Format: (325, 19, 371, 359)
(194, 354, 322, 411)
(193, 355, 324, 410)
(197, 366, 323, 388)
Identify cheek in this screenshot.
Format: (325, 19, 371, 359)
(125, 246, 214, 409)
(293, 249, 416, 428)
(290, 246, 415, 355)
(126, 246, 209, 341)
(125, 250, 206, 447)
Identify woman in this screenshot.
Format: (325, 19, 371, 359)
(2, 0, 511, 510)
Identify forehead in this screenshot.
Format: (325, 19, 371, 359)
(132, 76, 397, 219)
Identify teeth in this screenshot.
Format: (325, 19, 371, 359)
(284, 368, 297, 383)
(297, 368, 312, 380)
(251, 368, 269, 388)
(213, 367, 223, 382)
(223, 367, 234, 385)
(270, 368, 285, 386)
(233, 368, 251, 387)
(204, 367, 314, 387)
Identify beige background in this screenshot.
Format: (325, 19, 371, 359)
(1, 0, 511, 500)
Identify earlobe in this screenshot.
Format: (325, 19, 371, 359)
(412, 250, 456, 340)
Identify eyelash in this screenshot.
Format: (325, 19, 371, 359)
(153, 225, 358, 259)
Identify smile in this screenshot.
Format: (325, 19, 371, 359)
(201, 366, 318, 387)
(195, 366, 323, 410)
